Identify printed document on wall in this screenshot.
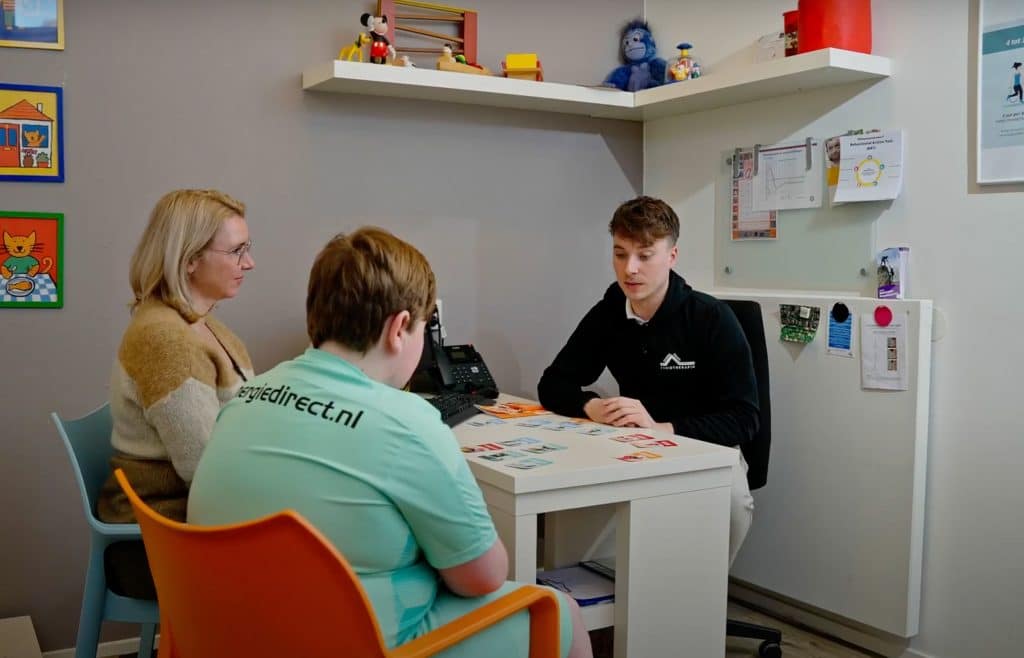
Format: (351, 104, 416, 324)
(732, 148, 778, 240)
(860, 312, 909, 390)
(833, 131, 904, 202)
(751, 140, 824, 211)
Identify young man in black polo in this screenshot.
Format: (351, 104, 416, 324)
(538, 195, 757, 565)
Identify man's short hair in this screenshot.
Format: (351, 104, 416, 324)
(608, 196, 680, 246)
(306, 227, 436, 351)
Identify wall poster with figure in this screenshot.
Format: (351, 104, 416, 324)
(0, 82, 64, 182)
(0, 0, 64, 50)
(0, 210, 63, 309)
(978, 0, 1024, 184)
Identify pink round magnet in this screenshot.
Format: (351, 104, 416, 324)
(874, 305, 893, 327)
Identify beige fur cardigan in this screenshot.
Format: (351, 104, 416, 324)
(98, 298, 253, 522)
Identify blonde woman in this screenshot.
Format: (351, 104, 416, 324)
(97, 189, 255, 599)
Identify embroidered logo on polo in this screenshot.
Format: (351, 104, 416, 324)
(659, 353, 695, 370)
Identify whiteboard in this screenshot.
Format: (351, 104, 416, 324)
(713, 151, 879, 293)
(716, 291, 932, 638)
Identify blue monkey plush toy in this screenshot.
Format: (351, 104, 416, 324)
(603, 19, 667, 91)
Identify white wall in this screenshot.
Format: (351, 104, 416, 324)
(644, 1, 1024, 657)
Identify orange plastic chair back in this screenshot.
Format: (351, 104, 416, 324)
(115, 469, 561, 658)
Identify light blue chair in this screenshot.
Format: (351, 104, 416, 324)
(52, 404, 158, 658)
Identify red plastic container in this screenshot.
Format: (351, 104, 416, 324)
(797, 0, 872, 54)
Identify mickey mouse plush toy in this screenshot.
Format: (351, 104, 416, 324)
(361, 12, 396, 64)
(603, 19, 667, 91)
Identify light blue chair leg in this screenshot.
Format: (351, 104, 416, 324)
(74, 546, 107, 658)
(138, 622, 157, 658)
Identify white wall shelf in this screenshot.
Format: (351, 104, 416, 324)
(302, 48, 891, 122)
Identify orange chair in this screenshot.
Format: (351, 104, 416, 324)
(114, 469, 561, 658)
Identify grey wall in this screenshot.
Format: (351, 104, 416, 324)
(0, 1, 643, 650)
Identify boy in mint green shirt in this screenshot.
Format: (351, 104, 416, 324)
(188, 227, 590, 658)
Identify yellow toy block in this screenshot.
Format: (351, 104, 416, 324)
(505, 53, 537, 69)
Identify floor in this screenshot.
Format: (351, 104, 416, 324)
(587, 601, 882, 658)
(118, 602, 881, 658)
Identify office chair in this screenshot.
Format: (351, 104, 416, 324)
(113, 468, 563, 658)
(51, 405, 158, 658)
(722, 299, 782, 658)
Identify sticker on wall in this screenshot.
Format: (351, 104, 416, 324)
(826, 302, 855, 358)
(779, 304, 821, 344)
(0, 82, 64, 182)
(0, 210, 63, 308)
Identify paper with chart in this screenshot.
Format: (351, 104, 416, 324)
(731, 148, 778, 240)
(860, 312, 909, 390)
(751, 140, 824, 211)
(833, 131, 904, 202)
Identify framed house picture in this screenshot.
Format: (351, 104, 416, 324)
(0, 82, 64, 182)
(0, 0, 64, 50)
(0, 210, 63, 309)
(977, 0, 1024, 184)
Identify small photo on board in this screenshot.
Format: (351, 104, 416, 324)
(1, 210, 62, 308)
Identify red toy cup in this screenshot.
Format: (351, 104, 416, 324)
(797, 0, 872, 54)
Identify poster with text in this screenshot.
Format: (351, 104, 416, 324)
(978, 0, 1024, 184)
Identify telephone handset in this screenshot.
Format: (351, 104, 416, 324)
(409, 311, 499, 398)
(434, 343, 498, 397)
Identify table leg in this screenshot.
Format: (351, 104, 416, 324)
(489, 507, 538, 581)
(614, 485, 731, 658)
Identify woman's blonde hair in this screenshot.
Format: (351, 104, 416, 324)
(129, 189, 246, 321)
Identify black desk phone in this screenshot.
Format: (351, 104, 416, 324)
(410, 313, 498, 398)
(434, 343, 497, 396)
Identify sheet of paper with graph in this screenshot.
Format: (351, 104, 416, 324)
(751, 140, 824, 211)
(731, 148, 778, 240)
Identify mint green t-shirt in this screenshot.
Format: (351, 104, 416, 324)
(187, 348, 499, 646)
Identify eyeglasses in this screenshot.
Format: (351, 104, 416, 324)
(207, 240, 253, 265)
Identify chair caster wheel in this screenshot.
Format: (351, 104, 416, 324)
(759, 640, 782, 657)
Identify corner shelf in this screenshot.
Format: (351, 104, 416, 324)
(302, 48, 891, 122)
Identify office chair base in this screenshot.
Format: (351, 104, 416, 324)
(727, 619, 782, 657)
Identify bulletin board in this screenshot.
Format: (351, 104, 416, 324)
(715, 291, 932, 638)
(713, 151, 878, 293)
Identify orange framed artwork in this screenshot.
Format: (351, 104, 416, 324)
(0, 82, 64, 182)
(0, 211, 63, 308)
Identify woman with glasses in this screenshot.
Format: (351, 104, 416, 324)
(96, 188, 255, 600)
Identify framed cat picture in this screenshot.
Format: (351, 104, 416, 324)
(0, 210, 63, 309)
(0, 0, 65, 50)
(0, 82, 64, 182)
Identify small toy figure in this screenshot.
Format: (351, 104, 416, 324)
(360, 12, 395, 64)
(394, 55, 416, 67)
(669, 42, 700, 82)
(338, 32, 371, 62)
(603, 19, 667, 91)
(436, 44, 492, 75)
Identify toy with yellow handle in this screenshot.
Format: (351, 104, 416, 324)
(338, 32, 371, 62)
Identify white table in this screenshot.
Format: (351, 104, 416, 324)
(453, 402, 738, 658)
